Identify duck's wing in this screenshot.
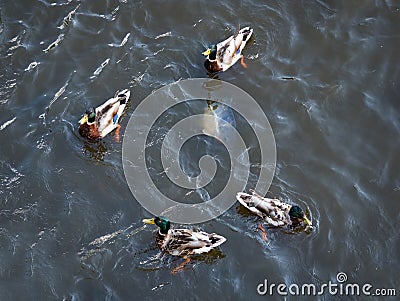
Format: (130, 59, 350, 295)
(217, 27, 253, 71)
(97, 101, 120, 137)
(236, 191, 291, 226)
(95, 95, 121, 116)
(165, 228, 226, 256)
(114, 89, 130, 123)
(216, 36, 237, 65)
(237, 27, 253, 49)
(96, 89, 130, 138)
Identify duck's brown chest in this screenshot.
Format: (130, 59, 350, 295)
(79, 123, 101, 140)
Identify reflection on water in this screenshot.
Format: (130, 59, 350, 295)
(203, 99, 236, 139)
(82, 141, 109, 161)
(0, 0, 399, 300)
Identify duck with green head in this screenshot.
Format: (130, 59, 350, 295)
(143, 216, 226, 273)
(78, 89, 130, 141)
(143, 216, 226, 257)
(236, 190, 312, 237)
(203, 27, 253, 73)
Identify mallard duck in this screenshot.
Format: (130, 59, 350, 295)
(143, 216, 226, 256)
(236, 190, 312, 228)
(143, 216, 226, 272)
(202, 26, 253, 73)
(78, 89, 130, 141)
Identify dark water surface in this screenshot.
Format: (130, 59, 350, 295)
(1, 0, 399, 300)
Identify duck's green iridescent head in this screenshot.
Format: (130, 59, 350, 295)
(143, 216, 171, 234)
(79, 107, 96, 124)
(289, 205, 311, 226)
(202, 44, 217, 60)
(86, 107, 96, 123)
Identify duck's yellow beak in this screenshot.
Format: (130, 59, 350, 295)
(202, 48, 211, 56)
(303, 215, 312, 226)
(79, 114, 88, 125)
(143, 218, 155, 225)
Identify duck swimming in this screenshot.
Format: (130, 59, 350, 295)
(236, 190, 312, 231)
(143, 216, 226, 273)
(202, 26, 253, 73)
(78, 89, 130, 141)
